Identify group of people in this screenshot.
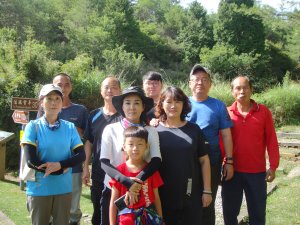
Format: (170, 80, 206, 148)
(21, 64, 280, 225)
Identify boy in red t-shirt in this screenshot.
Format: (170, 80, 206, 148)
(109, 126, 164, 225)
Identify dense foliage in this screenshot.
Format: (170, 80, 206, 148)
(0, 0, 300, 169)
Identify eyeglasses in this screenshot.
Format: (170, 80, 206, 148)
(190, 78, 210, 84)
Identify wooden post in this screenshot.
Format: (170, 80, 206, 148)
(0, 131, 15, 180)
(0, 143, 6, 180)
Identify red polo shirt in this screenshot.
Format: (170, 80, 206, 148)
(228, 100, 280, 173)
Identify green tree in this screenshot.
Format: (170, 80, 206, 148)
(215, 1, 265, 54)
(177, 1, 214, 63)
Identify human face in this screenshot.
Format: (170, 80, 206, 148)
(231, 77, 252, 103)
(143, 80, 162, 101)
(41, 92, 62, 116)
(189, 72, 211, 98)
(122, 95, 145, 124)
(101, 78, 121, 101)
(162, 96, 183, 120)
(123, 137, 148, 162)
(53, 75, 72, 98)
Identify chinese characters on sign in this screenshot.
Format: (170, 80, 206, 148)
(11, 97, 39, 111)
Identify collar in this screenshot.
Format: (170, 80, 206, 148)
(42, 116, 61, 131)
(229, 99, 259, 115)
(121, 118, 145, 129)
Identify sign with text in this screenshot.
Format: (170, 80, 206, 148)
(12, 110, 29, 124)
(11, 97, 39, 111)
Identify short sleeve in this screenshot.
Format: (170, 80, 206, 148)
(100, 125, 113, 160)
(80, 106, 89, 130)
(70, 123, 83, 150)
(84, 113, 94, 143)
(218, 102, 233, 130)
(151, 171, 164, 189)
(196, 125, 210, 158)
(21, 120, 37, 147)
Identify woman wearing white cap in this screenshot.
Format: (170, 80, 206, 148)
(21, 84, 86, 225)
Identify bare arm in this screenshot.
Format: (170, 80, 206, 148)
(220, 128, 234, 181)
(109, 187, 119, 225)
(82, 140, 92, 186)
(199, 155, 212, 207)
(153, 188, 163, 218)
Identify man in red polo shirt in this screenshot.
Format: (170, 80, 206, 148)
(222, 75, 280, 225)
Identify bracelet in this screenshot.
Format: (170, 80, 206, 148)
(203, 190, 212, 195)
(226, 162, 234, 165)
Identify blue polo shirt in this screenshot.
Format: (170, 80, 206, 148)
(21, 118, 83, 196)
(187, 96, 233, 165)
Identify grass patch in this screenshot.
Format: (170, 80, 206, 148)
(0, 178, 93, 225)
(266, 156, 300, 225)
(266, 176, 300, 225)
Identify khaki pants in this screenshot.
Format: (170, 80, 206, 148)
(27, 193, 72, 225)
(70, 172, 83, 223)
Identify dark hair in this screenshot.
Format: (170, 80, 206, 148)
(123, 126, 148, 143)
(53, 72, 72, 82)
(143, 71, 163, 82)
(230, 75, 253, 90)
(155, 86, 191, 122)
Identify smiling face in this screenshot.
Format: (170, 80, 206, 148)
(123, 136, 148, 162)
(41, 91, 63, 116)
(122, 94, 145, 124)
(189, 71, 211, 98)
(101, 77, 121, 102)
(231, 77, 252, 103)
(162, 96, 183, 121)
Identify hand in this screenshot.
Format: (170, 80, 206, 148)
(128, 177, 142, 193)
(149, 118, 160, 127)
(265, 168, 276, 182)
(124, 191, 140, 206)
(82, 167, 91, 186)
(223, 163, 234, 181)
(38, 162, 61, 177)
(202, 193, 212, 207)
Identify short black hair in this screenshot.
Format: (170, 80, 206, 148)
(143, 71, 163, 82)
(123, 126, 149, 143)
(53, 72, 72, 82)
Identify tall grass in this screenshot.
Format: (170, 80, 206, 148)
(254, 80, 300, 127)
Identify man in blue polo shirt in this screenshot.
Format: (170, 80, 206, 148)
(188, 64, 234, 225)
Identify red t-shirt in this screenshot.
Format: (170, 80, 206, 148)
(109, 163, 163, 225)
(109, 162, 163, 209)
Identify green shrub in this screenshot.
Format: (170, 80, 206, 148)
(254, 77, 300, 127)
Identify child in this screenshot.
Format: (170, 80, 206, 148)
(109, 126, 164, 225)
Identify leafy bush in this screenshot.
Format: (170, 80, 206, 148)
(102, 45, 144, 84)
(253, 74, 300, 127)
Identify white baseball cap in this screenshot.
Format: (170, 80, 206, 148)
(39, 84, 63, 99)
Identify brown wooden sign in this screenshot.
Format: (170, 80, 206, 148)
(11, 97, 39, 111)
